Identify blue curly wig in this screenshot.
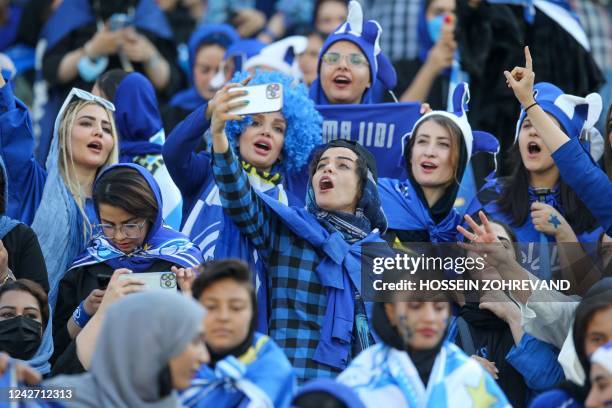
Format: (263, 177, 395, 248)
(224, 71, 322, 172)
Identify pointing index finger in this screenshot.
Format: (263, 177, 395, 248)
(524, 46, 532, 71)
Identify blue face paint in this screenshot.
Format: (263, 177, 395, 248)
(427, 14, 446, 43)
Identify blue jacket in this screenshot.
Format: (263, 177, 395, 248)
(0, 79, 46, 224)
(448, 316, 565, 406)
(551, 138, 612, 236)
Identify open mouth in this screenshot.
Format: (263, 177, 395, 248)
(87, 141, 103, 153)
(319, 176, 334, 191)
(528, 142, 541, 154)
(333, 75, 352, 86)
(253, 139, 271, 154)
(420, 161, 438, 171)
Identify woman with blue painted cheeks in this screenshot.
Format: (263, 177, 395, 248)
(179, 260, 295, 408)
(464, 50, 603, 278)
(0, 73, 119, 373)
(338, 288, 510, 407)
(51, 164, 202, 375)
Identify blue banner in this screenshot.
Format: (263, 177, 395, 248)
(315, 102, 422, 179)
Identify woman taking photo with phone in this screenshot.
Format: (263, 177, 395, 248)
(207, 75, 393, 382)
(51, 163, 202, 375)
(163, 70, 321, 333)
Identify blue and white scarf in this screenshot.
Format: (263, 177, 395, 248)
(180, 334, 296, 408)
(338, 342, 511, 408)
(69, 163, 202, 272)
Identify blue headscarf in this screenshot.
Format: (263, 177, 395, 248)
(30, 88, 113, 374)
(0, 158, 20, 240)
(225, 70, 323, 172)
(68, 163, 202, 272)
(309, 1, 397, 105)
(114, 72, 164, 162)
(169, 24, 240, 111)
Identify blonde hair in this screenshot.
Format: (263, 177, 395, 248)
(56, 99, 119, 237)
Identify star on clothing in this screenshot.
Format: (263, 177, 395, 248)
(466, 375, 498, 408)
(548, 214, 562, 229)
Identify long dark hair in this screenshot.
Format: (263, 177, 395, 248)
(93, 167, 158, 225)
(498, 145, 598, 234)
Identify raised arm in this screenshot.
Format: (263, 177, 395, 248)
(209, 81, 279, 251)
(162, 104, 214, 198)
(0, 75, 46, 223)
(505, 46, 612, 235)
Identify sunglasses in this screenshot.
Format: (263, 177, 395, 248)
(321, 52, 369, 67)
(65, 87, 116, 112)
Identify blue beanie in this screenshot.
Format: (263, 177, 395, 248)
(187, 23, 240, 73)
(224, 70, 323, 172)
(514, 82, 603, 150)
(310, 0, 396, 104)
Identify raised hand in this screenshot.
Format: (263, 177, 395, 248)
(503, 46, 536, 107)
(207, 77, 251, 138)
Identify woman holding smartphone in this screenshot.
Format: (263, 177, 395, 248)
(51, 163, 202, 375)
(163, 70, 321, 333)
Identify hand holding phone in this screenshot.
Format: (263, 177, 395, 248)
(228, 83, 283, 115)
(117, 272, 177, 291)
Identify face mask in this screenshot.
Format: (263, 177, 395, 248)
(0, 315, 42, 360)
(427, 14, 446, 43)
(77, 55, 110, 83)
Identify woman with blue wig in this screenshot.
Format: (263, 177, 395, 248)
(163, 24, 240, 133)
(51, 163, 202, 375)
(163, 70, 321, 336)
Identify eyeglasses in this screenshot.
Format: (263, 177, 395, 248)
(65, 88, 116, 112)
(321, 52, 369, 67)
(96, 220, 146, 239)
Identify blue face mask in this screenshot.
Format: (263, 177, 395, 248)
(77, 56, 109, 82)
(427, 14, 446, 43)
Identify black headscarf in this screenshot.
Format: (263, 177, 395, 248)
(372, 302, 444, 386)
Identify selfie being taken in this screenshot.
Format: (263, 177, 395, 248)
(0, 0, 610, 406)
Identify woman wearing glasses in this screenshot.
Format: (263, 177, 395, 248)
(0, 73, 118, 373)
(51, 163, 202, 375)
(309, 1, 397, 105)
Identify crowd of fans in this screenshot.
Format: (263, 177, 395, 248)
(0, 0, 610, 406)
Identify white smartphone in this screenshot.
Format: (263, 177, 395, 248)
(117, 272, 177, 291)
(228, 83, 283, 115)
